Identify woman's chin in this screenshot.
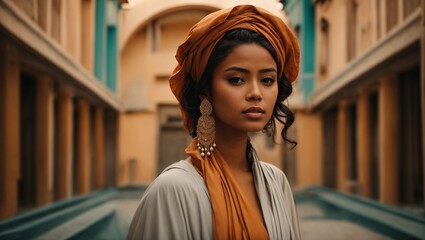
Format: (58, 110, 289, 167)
(243, 125, 267, 133)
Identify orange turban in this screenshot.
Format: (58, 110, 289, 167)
(170, 4, 300, 130)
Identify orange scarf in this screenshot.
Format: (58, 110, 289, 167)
(169, 5, 300, 131)
(186, 140, 269, 240)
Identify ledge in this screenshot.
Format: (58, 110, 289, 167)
(0, 189, 118, 239)
(0, 187, 144, 239)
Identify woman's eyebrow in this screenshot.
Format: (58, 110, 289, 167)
(224, 67, 277, 73)
(259, 68, 277, 73)
(224, 66, 249, 73)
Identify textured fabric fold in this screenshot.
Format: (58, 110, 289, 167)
(252, 154, 300, 239)
(186, 140, 269, 240)
(169, 4, 300, 131)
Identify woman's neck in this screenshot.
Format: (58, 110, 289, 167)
(214, 126, 250, 172)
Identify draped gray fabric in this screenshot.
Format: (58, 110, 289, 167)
(126, 157, 301, 240)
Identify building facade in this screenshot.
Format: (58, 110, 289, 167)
(285, 0, 424, 210)
(0, 0, 125, 220)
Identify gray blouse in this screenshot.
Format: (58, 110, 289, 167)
(127, 157, 301, 240)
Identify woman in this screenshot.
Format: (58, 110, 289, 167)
(127, 5, 300, 240)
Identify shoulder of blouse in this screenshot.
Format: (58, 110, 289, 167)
(257, 161, 291, 186)
(143, 158, 208, 198)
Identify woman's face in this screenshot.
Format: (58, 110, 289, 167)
(210, 43, 278, 134)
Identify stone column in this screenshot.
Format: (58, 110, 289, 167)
(76, 99, 91, 194)
(94, 107, 105, 189)
(0, 42, 20, 220)
(35, 75, 54, 206)
(378, 76, 399, 204)
(357, 92, 371, 197)
(337, 101, 348, 192)
(56, 87, 74, 200)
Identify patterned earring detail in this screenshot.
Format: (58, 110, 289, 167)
(196, 98, 216, 157)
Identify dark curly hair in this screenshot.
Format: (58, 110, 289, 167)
(180, 28, 296, 146)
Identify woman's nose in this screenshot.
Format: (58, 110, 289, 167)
(246, 81, 262, 102)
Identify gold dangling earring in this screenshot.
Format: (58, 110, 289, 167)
(196, 98, 216, 157)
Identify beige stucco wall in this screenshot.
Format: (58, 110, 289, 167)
(119, 0, 287, 51)
(118, 0, 289, 185)
(315, 0, 348, 84)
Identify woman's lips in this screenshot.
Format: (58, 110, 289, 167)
(244, 112, 264, 119)
(242, 107, 265, 119)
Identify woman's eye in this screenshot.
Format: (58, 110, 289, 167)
(227, 77, 244, 85)
(261, 77, 276, 86)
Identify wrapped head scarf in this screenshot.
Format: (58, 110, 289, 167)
(170, 4, 300, 131)
(170, 4, 300, 240)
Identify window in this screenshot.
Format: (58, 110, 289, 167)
(319, 18, 329, 75)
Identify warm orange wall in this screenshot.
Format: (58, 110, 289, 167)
(295, 112, 323, 187)
(119, 28, 149, 103)
(118, 113, 158, 185)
